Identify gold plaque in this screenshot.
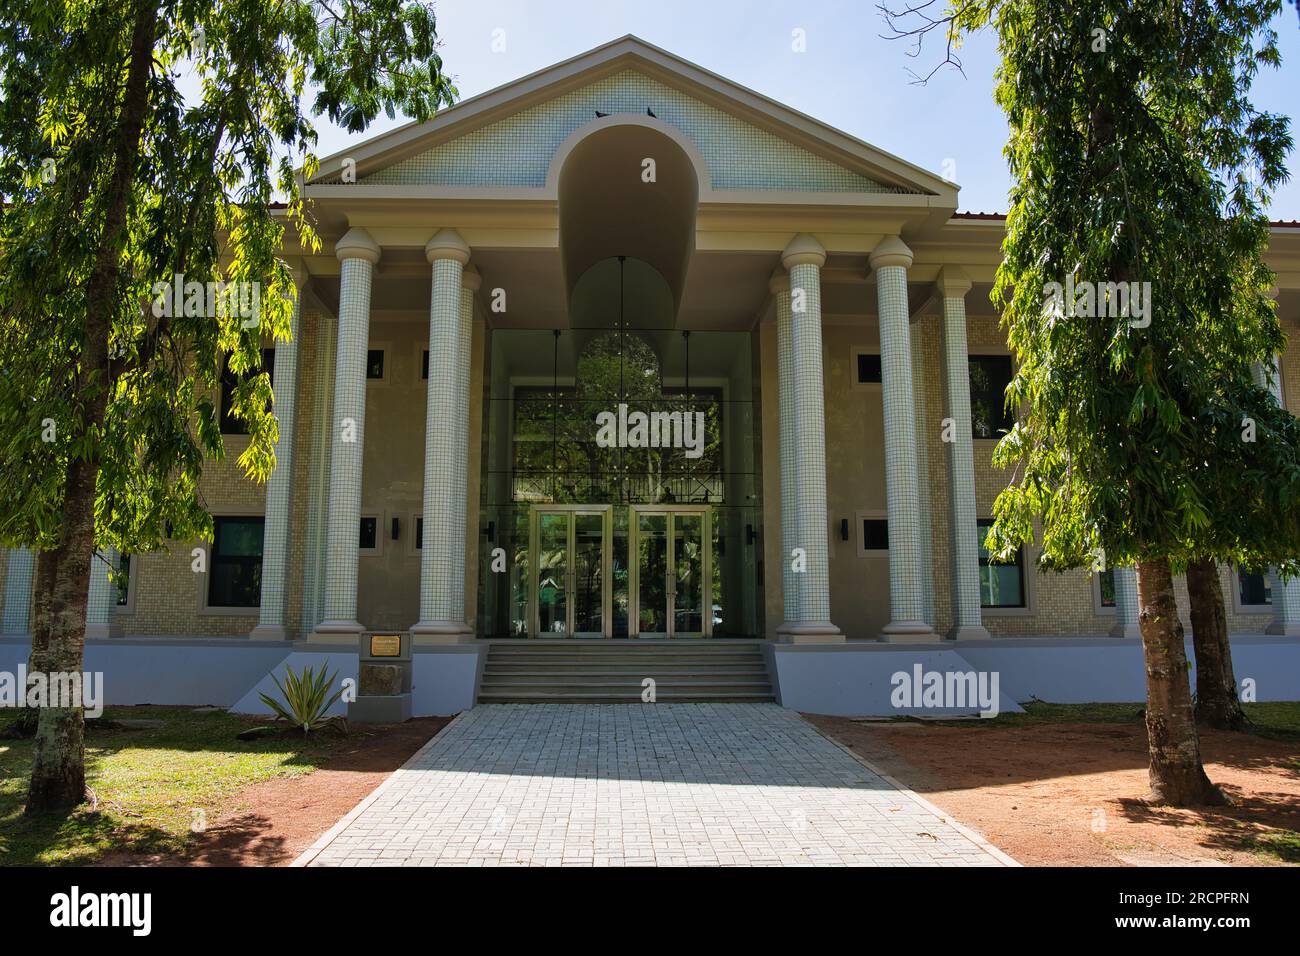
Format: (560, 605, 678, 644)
(370, 634, 402, 658)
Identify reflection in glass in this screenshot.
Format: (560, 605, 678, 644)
(638, 513, 668, 635)
(573, 513, 604, 635)
(538, 513, 568, 635)
(674, 514, 704, 635)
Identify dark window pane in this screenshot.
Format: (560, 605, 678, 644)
(366, 349, 385, 379)
(969, 355, 1013, 439)
(359, 516, 377, 550)
(415, 517, 423, 550)
(421, 349, 429, 380)
(1098, 567, 1116, 608)
(862, 518, 889, 551)
(115, 554, 131, 607)
(856, 352, 882, 384)
(220, 349, 275, 434)
(209, 517, 264, 608)
(1239, 570, 1271, 606)
(977, 519, 1025, 608)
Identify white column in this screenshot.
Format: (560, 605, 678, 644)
(770, 272, 799, 629)
(776, 235, 842, 642)
(1110, 566, 1140, 638)
(937, 268, 990, 640)
(85, 548, 121, 639)
(872, 237, 936, 641)
(411, 230, 475, 642)
(1255, 347, 1300, 635)
(313, 228, 379, 639)
(3, 548, 35, 634)
(251, 272, 306, 640)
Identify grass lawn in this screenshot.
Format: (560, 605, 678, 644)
(0, 706, 350, 866)
(925, 700, 1300, 741)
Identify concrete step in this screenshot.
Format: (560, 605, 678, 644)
(483, 665, 770, 677)
(478, 691, 776, 704)
(479, 679, 773, 692)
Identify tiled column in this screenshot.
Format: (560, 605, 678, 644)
(770, 272, 799, 628)
(411, 230, 475, 642)
(85, 548, 121, 639)
(937, 268, 990, 640)
(872, 236, 936, 641)
(251, 272, 306, 641)
(1110, 566, 1140, 638)
(2, 548, 35, 634)
(776, 235, 842, 642)
(313, 228, 379, 640)
(1255, 347, 1300, 635)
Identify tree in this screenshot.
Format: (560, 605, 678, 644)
(881, 0, 1295, 805)
(0, 0, 456, 811)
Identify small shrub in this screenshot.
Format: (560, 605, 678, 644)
(258, 665, 347, 736)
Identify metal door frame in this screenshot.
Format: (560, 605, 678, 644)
(628, 504, 712, 639)
(528, 504, 613, 638)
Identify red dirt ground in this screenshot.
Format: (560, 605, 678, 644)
(806, 715, 1300, 866)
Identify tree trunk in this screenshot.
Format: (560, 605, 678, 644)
(1186, 557, 1248, 731)
(1135, 558, 1226, 806)
(25, 1, 157, 813)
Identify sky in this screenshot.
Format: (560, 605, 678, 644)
(299, 0, 1300, 220)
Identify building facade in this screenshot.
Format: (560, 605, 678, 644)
(3, 37, 1300, 714)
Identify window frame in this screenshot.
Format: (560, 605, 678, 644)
(968, 353, 1014, 441)
(200, 513, 265, 614)
(1232, 567, 1273, 615)
(219, 347, 276, 436)
(855, 510, 889, 558)
(359, 513, 383, 556)
(976, 518, 1029, 612)
(850, 347, 883, 392)
(365, 343, 390, 385)
(1092, 567, 1118, 616)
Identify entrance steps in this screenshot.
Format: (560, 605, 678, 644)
(477, 640, 774, 704)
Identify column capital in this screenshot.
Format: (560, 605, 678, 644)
(767, 269, 790, 295)
(426, 229, 471, 265)
(335, 228, 381, 265)
(934, 265, 972, 299)
(462, 265, 482, 293)
(869, 236, 913, 271)
(781, 234, 826, 270)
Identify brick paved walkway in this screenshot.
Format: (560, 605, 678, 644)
(296, 703, 1015, 867)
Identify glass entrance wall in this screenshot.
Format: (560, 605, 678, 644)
(476, 324, 764, 638)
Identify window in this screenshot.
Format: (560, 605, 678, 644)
(856, 352, 882, 385)
(208, 517, 264, 608)
(862, 518, 888, 552)
(978, 519, 1025, 608)
(415, 516, 423, 550)
(421, 349, 429, 380)
(115, 553, 131, 607)
(969, 355, 1013, 439)
(220, 348, 275, 434)
(1097, 567, 1116, 608)
(366, 349, 385, 380)
(359, 516, 378, 552)
(1238, 569, 1271, 607)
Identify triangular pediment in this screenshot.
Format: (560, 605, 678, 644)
(309, 36, 955, 202)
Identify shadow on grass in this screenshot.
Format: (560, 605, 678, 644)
(0, 705, 352, 866)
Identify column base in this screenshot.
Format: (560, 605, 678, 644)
(249, 624, 289, 642)
(1109, 622, 1141, 639)
(84, 623, 122, 640)
(311, 620, 364, 646)
(880, 620, 939, 643)
(1265, 620, 1300, 637)
(946, 624, 991, 641)
(410, 620, 475, 645)
(775, 622, 845, 644)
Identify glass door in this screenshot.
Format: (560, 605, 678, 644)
(630, 506, 712, 638)
(529, 506, 611, 638)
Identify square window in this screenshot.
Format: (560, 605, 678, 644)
(856, 352, 882, 385)
(359, 516, 378, 551)
(220, 348, 275, 435)
(366, 349, 385, 380)
(969, 355, 1013, 439)
(978, 519, 1025, 608)
(208, 517, 264, 608)
(862, 518, 889, 551)
(1238, 569, 1271, 606)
